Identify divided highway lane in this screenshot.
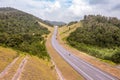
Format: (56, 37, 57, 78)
(51, 26, 119, 80)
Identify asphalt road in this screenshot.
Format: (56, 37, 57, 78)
(51, 26, 119, 80)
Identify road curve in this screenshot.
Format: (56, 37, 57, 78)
(51, 26, 119, 80)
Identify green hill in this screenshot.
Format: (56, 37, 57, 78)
(67, 15, 120, 63)
(0, 7, 50, 59)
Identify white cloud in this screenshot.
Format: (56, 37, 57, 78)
(68, 0, 93, 16)
(0, 0, 120, 23)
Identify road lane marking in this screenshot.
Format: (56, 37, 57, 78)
(71, 54, 117, 80)
(52, 41, 93, 80)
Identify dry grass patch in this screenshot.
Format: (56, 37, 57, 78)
(1, 54, 25, 80)
(59, 22, 81, 40)
(0, 46, 18, 73)
(38, 22, 53, 32)
(20, 56, 57, 80)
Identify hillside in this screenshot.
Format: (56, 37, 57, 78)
(59, 21, 81, 41)
(67, 15, 120, 63)
(0, 7, 50, 59)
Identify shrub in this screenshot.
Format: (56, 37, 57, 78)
(111, 51, 120, 63)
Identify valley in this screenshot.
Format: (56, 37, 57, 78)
(0, 7, 120, 80)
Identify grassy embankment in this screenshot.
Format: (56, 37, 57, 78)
(20, 55, 57, 80)
(0, 46, 58, 80)
(59, 21, 81, 41)
(0, 46, 18, 73)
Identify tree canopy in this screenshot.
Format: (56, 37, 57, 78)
(0, 7, 50, 59)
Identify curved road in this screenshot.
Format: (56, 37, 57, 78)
(51, 26, 118, 80)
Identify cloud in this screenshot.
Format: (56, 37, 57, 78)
(112, 4, 120, 11)
(0, 0, 120, 22)
(69, 0, 92, 16)
(88, 0, 108, 5)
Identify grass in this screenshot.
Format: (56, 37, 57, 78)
(68, 40, 120, 64)
(38, 22, 53, 32)
(2, 53, 25, 80)
(20, 55, 57, 80)
(59, 22, 81, 40)
(0, 46, 58, 80)
(0, 46, 18, 73)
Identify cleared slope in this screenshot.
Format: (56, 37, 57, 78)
(59, 22, 81, 41)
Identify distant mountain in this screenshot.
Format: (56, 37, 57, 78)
(44, 20, 66, 26)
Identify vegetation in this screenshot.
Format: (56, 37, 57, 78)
(67, 21, 78, 26)
(2, 54, 26, 80)
(0, 7, 50, 59)
(20, 56, 57, 80)
(0, 47, 18, 72)
(67, 15, 120, 63)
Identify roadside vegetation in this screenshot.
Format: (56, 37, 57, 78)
(59, 21, 81, 41)
(0, 47, 18, 72)
(20, 56, 57, 80)
(0, 7, 50, 59)
(67, 15, 120, 63)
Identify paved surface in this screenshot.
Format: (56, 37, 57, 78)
(51, 26, 119, 80)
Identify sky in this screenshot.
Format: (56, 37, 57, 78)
(0, 0, 120, 23)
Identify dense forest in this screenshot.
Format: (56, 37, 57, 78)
(67, 15, 120, 63)
(0, 7, 50, 59)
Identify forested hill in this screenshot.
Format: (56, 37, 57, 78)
(67, 15, 120, 63)
(0, 7, 50, 59)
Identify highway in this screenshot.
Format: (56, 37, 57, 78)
(51, 26, 119, 80)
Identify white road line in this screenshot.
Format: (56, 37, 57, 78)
(52, 42, 93, 80)
(71, 53, 116, 80)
